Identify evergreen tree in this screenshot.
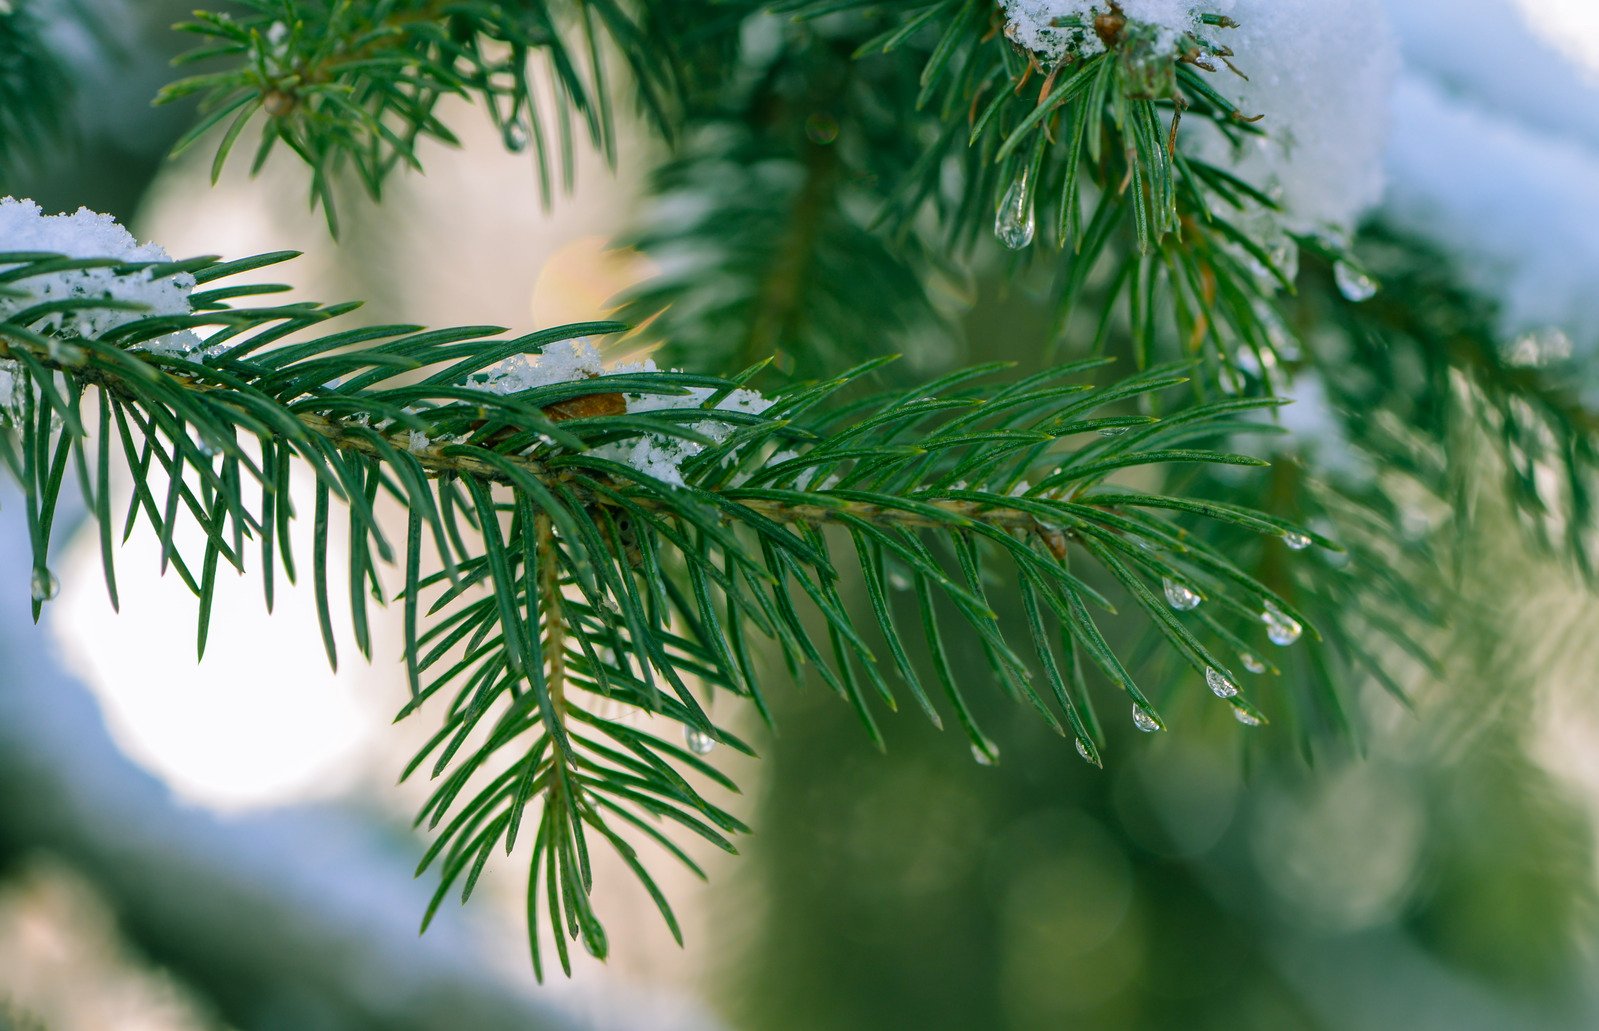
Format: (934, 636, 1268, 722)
(1, 0, 1596, 998)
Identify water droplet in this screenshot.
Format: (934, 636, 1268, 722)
(1163, 577, 1201, 611)
(1333, 260, 1378, 302)
(1132, 705, 1160, 733)
(1261, 602, 1302, 647)
(994, 169, 1036, 250)
(502, 117, 530, 153)
(1074, 738, 1100, 766)
(1282, 530, 1312, 551)
(581, 925, 607, 958)
(971, 743, 998, 766)
(804, 112, 839, 145)
(888, 569, 912, 591)
(30, 568, 58, 602)
(1241, 652, 1266, 674)
(1205, 667, 1238, 698)
(683, 727, 716, 755)
(1232, 706, 1263, 727)
(1097, 426, 1128, 438)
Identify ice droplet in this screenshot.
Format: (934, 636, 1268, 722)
(1261, 602, 1303, 647)
(1132, 705, 1160, 733)
(994, 169, 1035, 250)
(1282, 530, 1312, 551)
(1163, 577, 1201, 611)
(502, 117, 530, 153)
(683, 727, 716, 755)
(1205, 667, 1238, 698)
(1241, 652, 1266, 674)
(971, 743, 998, 766)
(1232, 706, 1263, 727)
(30, 568, 58, 602)
(1333, 260, 1378, 302)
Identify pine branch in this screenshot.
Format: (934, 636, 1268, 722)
(616, 15, 955, 378)
(0, 247, 1337, 970)
(1311, 232, 1599, 580)
(160, 0, 680, 233)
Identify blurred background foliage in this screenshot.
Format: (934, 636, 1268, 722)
(3, 2, 1599, 1030)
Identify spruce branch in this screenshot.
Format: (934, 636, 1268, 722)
(0, 247, 1335, 970)
(161, 0, 680, 233)
(1311, 232, 1599, 580)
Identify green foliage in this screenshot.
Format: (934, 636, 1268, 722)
(1, 0, 1596, 984)
(0, 2, 75, 184)
(616, 12, 958, 378)
(0, 249, 1335, 969)
(160, 0, 679, 233)
(1315, 231, 1599, 578)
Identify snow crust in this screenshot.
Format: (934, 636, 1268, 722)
(475, 340, 774, 488)
(1387, 0, 1599, 157)
(1002, 2, 1399, 238)
(1205, 0, 1396, 236)
(1379, 0, 1599, 358)
(476, 339, 606, 395)
(0, 198, 197, 353)
(1383, 76, 1599, 353)
(1001, 0, 1209, 63)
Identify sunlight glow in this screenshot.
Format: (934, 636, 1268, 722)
(52, 465, 390, 811)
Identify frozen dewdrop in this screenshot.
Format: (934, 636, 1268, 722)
(994, 169, 1036, 250)
(1282, 530, 1312, 551)
(405, 430, 431, 454)
(1241, 652, 1266, 674)
(683, 726, 716, 756)
(971, 743, 999, 766)
(1333, 261, 1379, 303)
(1205, 666, 1238, 698)
(1163, 577, 1201, 611)
(1132, 705, 1161, 733)
(502, 117, 530, 153)
(1261, 601, 1303, 647)
(30, 568, 58, 602)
